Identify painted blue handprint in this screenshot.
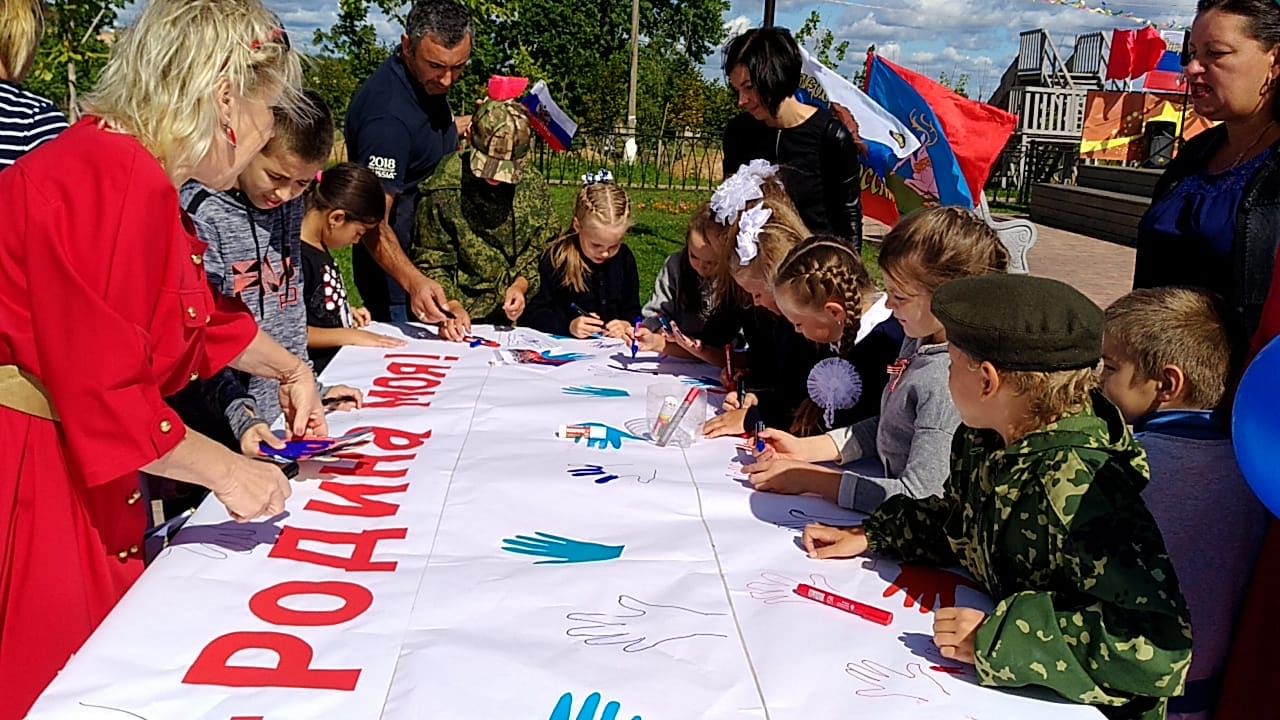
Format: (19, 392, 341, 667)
(501, 532, 624, 564)
(574, 422, 642, 450)
(549, 691, 641, 720)
(540, 350, 590, 364)
(682, 375, 724, 390)
(562, 386, 631, 399)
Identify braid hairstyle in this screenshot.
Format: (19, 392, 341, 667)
(774, 235, 876, 359)
(549, 182, 633, 293)
(878, 207, 1009, 292)
(775, 235, 875, 436)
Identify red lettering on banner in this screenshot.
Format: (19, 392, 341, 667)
(183, 631, 360, 690)
(348, 426, 432, 452)
(323, 453, 415, 479)
(305, 481, 408, 517)
(364, 390, 435, 409)
(269, 527, 408, 572)
(386, 353, 460, 363)
(249, 581, 374, 626)
(374, 376, 442, 392)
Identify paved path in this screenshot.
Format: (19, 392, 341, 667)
(866, 217, 1135, 309)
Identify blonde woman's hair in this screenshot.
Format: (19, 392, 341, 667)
(0, 0, 44, 83)
(879, 207, 1009, 291)
(550, 182, 632, 293)
(719, 178, 809, 294)
(774, 235, 876, 359)
(82, 0, 305, 176)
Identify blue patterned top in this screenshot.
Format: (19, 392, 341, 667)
(1141, 148, 1272, 262)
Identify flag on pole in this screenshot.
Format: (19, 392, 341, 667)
(521, 81, 578, 152)
(796, 47, 920, 177)
(864, 54, 1019, 223)
(1143, 50, 1186, 93)
(1106, 27, 1167, 81)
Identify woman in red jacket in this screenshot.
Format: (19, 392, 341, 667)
(0, 2, 325, 717)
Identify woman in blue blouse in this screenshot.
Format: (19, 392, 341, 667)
(1134, 0, 1280, 349)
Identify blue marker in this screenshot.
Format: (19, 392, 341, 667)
(656, 314, 673, 334)
(631, 317, 641, 358)
(753, 421, 766, 453)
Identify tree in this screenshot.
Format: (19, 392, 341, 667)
(795, 10, 849, 74)
(25, 0, 126, 116)
(937, 71, 971, 98)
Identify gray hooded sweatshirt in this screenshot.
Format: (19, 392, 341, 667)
(180, 183, 313, 437)
(825, 338, 960, 512)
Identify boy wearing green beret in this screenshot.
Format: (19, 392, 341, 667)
(803, 275, 1192, 720)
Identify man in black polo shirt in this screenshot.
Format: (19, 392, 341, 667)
(345, 0, 473, 323)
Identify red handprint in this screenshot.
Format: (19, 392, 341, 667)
(883, 564, 982, 614)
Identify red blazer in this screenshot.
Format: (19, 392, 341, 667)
(0, 118, 258, 719)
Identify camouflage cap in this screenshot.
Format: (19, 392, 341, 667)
(469, 100, 532, 184)
(932, 274, 1104, 371)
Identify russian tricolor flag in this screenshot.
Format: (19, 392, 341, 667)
(1144, 50, 1186, 93)
(521, 81, 578, 152)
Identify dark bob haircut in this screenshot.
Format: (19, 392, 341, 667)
(723, 27, 802, 117)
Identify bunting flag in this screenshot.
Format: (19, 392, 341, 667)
(1036, 0, 1190, 31)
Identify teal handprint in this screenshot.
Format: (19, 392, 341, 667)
(562, 386, 631, 399)
(549, 691, 641, 720)
(501, 532, 624, 564)
(574, 422, 642, 450)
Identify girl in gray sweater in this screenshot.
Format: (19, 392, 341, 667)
(744, 207, 1009, 513)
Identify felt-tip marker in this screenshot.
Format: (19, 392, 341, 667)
(794, 583, 893, 626)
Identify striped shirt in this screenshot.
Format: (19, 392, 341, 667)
(0, 81, 68, 171)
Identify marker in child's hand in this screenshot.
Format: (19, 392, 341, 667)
(569, 302, 598, 318)
(724, 345, 735, 390)
(794, 583, 893, 626)
(753, 420, 766, 453)
(631, 317, 642, 358)
(656, 313, 673, 334)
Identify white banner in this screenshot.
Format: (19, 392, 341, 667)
(31, 324, 1102, 720)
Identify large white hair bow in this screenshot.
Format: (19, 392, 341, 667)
(735, 203, 772, 266)
(710, 160, 779, 225)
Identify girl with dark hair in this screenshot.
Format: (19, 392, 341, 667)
(1134, 0, 1280, 350)
(721, 27, 864, 250)
(302, 163, 407, 372)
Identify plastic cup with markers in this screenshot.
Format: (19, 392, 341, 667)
(644, 383, 706, 448)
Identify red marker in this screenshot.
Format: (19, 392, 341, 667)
(794, 583, 894, 626)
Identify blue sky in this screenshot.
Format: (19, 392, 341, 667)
(127, 0, 1198, 102)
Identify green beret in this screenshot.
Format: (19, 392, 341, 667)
(932, 275, 1103, 371)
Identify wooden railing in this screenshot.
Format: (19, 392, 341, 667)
(1008, 86, 1089, 138)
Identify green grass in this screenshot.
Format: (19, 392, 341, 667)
(334, 185, 881, 310)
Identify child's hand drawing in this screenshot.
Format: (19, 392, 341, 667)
(746, 572, 838, 605)
(501, 532, 625, 565)
(567, 464, 656, 485)
(549, 691, 640, 720)
(562, 386, 631, 399)
(845, 660, 951, 704)
(565, 595, 728, 653)
(872, 561, 982, 614)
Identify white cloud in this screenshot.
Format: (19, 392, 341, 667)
(724, 15, 753, 41)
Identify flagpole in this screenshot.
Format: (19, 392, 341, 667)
(1176, 28, 1191, 155)
(763, 0, 776, 27)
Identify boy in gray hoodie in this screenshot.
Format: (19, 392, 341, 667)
(174, 91, 361, 456)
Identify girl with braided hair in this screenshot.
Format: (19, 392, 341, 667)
(525, 178, 642, 339)
(745, 207, 1009, 513)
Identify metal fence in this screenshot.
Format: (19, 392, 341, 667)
(532, 130, 723, 190)
(534, 129, 1078, 210)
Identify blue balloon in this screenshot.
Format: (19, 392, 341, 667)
(1233, 335, 1280, 517)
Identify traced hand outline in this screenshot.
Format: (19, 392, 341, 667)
(746, 571, 838, 605)
(562, 386, 631, 399)
(572, 422, 642, 450)
(502, 532, 625, 564)
(845, 660, 951, 704)
(170, 512, 289, 553)
(568, 464, 656, 485)
(565, 594, 728, 653)
(539, 350, 590, 365)
(549, 691, 641, 720)
(773, 508, 863, 532)
(867, 559, 983, 614)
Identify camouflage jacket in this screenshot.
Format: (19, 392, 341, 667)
(863, 391, 1192, 720)
(415, 151, 558, 318)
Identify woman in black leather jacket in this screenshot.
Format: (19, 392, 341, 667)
(721, 27, 864, 250)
